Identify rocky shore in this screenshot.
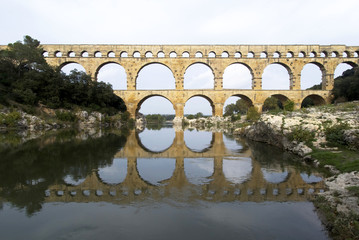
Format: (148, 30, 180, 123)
(234, 102, 359, 238)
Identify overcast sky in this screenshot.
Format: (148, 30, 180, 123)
(1, 0, 358, 114)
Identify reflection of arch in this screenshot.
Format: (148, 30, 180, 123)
(301, 94, 326, 108)
(261, 168, 289, 183)
(184, 131, 214, 153)
(184, 62, 215, 89)
(135, 130, 175, 154)
(137, 158, 176, 185)
(223, 63, 253, 89)
(136, 62, 175, 90)
(97, 158, 127, 185)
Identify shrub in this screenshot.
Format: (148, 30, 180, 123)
(246, 106, 260, 122)
(55, 110, 76, 122)
(0, 110, 21, 127)
(287, 126, 315, 145)
(325, 122, 351, 146)
(283, 100, 295, 111)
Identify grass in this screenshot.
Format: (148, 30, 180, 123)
(311, 147, 359, 173)
(313, 195, 359, 240)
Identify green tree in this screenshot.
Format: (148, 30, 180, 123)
(262, 97, 282, 111)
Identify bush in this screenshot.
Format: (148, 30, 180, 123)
(287, 126, 315, 145)
(283, 100, 295, 111)
(325, 122, 351, 145)
(55, 110, 76, 122)
(246, 106, 260, 122)
(0, 110, 21, 127)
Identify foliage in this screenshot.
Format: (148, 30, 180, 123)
(283, 100, 295, 111)
(324, 122, 351, 146)
(246, 106, 260, 122)
(146, 114, 165, 123)
(347, 186, 359, 198)
(55, 111, 77, 122)
(224, 99, 250, 116)
(313, 195, 359, 240)
(0, 36, 126, 115)
(311, 147, 359, 173)
(262, 97, 282, 111)
(186, 112, 205, 119)
(0, 110, 21, 127)
(332, 67, 359, 102)
(287, 126, 315, 145)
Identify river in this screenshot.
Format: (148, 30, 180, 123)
(0, 126, 329, 240)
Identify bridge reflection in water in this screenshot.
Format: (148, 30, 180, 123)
(47, 130, 325, 204)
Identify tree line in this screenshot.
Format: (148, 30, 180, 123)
(0, 36, 126, 115)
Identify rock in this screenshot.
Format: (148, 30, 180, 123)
(343, 129, 359, 150)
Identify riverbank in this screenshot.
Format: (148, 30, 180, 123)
(234, 102, 359, 239)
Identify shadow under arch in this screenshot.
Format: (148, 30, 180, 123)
(135, 62, 176, 90)
(223, 62, 254, 89)
(301, 94, 326, 108)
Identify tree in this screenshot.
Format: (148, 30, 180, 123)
(0, 36, 126, 114)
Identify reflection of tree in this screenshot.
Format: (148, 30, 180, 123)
(0, 130, 128, 216)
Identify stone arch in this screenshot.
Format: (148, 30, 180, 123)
(208, 51, 216, 58)
(169, 51, 177, 58)
(107, 51, 115, 57)
(262, 62, 292, 90)
(262, 94, 291, 111)
(68, 51, 76, 57)
(223, 94, 253, 115)
(286, 51, 294, 58)
(94, 51, 102, 57)
(95, 62, 127, 90)
(221, 51, 229, 58)
(55, 51, 62, 57)
(334, 61, 358, 78)
(195, 51, 203, 58)
(136, 94, 175, 116)
(59, 62, 87, 74)
(260, 51, 268, 58)
(81, 51, 89, 57)
(301, 94, 326, 108)
(223, 63, 253, 89)
(136, 62, 175, 90)
(145, 51, 153, 58)
(301, 62, 326, 90)
(157, 51, 165, 58)
(184, 94, 215, 116)
(42, 51, 49, 57)
(184, 62, 215, 89)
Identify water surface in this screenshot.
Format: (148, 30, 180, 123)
(0, 127, 328, 240)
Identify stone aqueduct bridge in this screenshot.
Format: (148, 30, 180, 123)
(20, 44, 359, 116)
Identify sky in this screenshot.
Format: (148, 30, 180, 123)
(1, 0, 358, 115)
